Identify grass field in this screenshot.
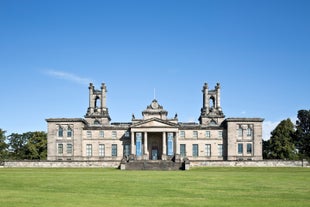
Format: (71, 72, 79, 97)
(0, 167, 309, 207)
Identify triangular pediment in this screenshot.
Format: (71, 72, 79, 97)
(131, 118, 178, 128)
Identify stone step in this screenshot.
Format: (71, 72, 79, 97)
(122, 160, 184, 171)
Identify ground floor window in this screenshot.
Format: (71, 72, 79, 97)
(67, 143, 72, 154)
(192, 144, 198, 157)
(180, 144, 186, 157)
(58, 144, 63, 154)
(238, 143, 243, 154)
(99, 144, 105, 157)
(218, 144, 223, 156)
(86, 144, 92, 157)
(247, 143, 252, 154)
(112, 144, 117, 157)
(205, 144, 211, 157)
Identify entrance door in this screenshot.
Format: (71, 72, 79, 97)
(151, 148, 158, 160)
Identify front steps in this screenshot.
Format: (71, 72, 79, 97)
(121, 160, 184, 171)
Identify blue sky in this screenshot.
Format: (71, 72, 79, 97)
(0, 0, 309, 140)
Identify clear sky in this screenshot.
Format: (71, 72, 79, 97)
(0, 0, 309, 140)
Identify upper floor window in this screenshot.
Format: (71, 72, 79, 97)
(87, 131, 92, 138)
(112, 131, 117, 139)
(67, 127, 72, 137)
(218, 131, 223, 138)
(205, 131, 210, 138)
(180, 131, 185, 139)
(238, 127, 243, 137)
(247, 128, 252, 137)
(58, 126, 63, 137)
(193, 131, 198, 139)
(99, 130, 104, 138)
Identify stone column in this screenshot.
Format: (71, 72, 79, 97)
(101, 83, 107, 108)
(144, 132, 148, 159)
(162, 132, 166, 160)
(175, 132, 179, 154)
(131, 132, 135, 155)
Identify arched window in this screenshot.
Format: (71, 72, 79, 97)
(247, 128, 252, 137)
(94, 120, 100, 125)
(67, 127, 72, 137)
(58, 126, 63, 137)
(209, 120, 217, 126)
(95, 96, 101, 108)
(238, 127, 243, 137)
(209, 96, 215, 109)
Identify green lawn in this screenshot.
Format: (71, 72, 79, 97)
(0, 167, 309, 207)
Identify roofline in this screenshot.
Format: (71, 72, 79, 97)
(225, 118, 264, 122)
(45, 118, 87, 124)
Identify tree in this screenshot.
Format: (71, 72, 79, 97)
(7, 133, 29, 160)
(26, 131, 47, 160)
(294, 110, 310, 158)
(0, 129, 8, 161)
(268, 118, 297, 160)
(7, 131, 48, 160)
(262, 139, 271, 159)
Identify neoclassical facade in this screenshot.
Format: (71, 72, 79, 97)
(46, 83, 263, 161)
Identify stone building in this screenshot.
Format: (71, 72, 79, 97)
(46, 83, 263, 162)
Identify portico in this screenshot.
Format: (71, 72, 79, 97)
(130, 129, 178, 160)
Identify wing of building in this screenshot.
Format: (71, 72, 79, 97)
(46, 83, 263, 162)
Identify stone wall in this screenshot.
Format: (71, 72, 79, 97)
(3, 160, 120, 168)
(190, 160, 309, 168)
(2, 160, 309, 168)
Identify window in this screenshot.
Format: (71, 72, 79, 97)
(205, 131, 210, 138)
(205, 144, 211, 157)
(193, 131, 198, 139)
(94, 120, 100, 125)
(218, 131, 223, 138)
(67, 127, 72, 137)
(247, 128, 252, 137)
(67, 144, 73, 154)
(86, 144, 92, 157)
(87, 131, 92, 138)
(58, 127, 63, 137)
(99, 144, 105, 157)
(218, 144, 223, 156)
(192, 144, 198, 157)
(124, 144, 130, 156)
(112, 144, 117, 157)
(238, 127, 243, 137)
(180, 144, 186, 157)
(99, 130, 104, 138)
(124, 131, 130, 137)
(112, 131, 117, 139)
(180, 131, 185, 139)
(238, 143, 243, 154)
(247, 143, 252, 154)
(58, 144, 63, 154)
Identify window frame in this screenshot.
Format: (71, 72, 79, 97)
(192, 144, 199, 157)
(205, 144, 211, 157)
(111, 144, 117, 157)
